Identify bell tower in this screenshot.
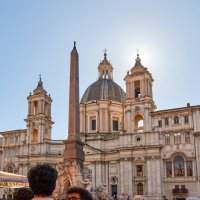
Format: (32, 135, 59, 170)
(125, 53, 154, 99)
(25, 76, 54, 144)
(124, 53, 156, 133)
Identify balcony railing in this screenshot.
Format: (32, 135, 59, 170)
(164, 176, 197, 182)
(133, 176, 147, 182)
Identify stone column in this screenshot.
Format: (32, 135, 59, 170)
(28, 102, 31, 115)
(126, 111, 131, 133)
(156, 159, 162, 196)
(126, 82, 129, 98)
(104, 107, 108, 132)
(99, 109, 103, 132)
(129, 82, 131, 98)
(147, 159, 152, 196)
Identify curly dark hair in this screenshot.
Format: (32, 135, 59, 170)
(66, 186, 93, 200)
(27, 163, 57, 196)
(13, 188, 33, 200)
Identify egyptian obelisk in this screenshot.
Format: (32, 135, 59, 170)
(63, 42, 84, 169)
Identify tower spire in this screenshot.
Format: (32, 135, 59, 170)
(63, 42, 84, 169)
(39, 73, 42, 81)
(104, 49, 107, 60)
(134, 50, 143, 68)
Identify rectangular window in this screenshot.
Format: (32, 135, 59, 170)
(158, 120, 162, 127)
(185, 132, 190, 143)
(15, 136, 18, 143)
(166, 162, 172, 177)
(174, 133, 181, 144)
(165, 118, 169, 126)
(186, 161, 193, 176)
(91, 119, 96, 130)
(6, 148, 16, 157)
(113, 119, 118, 131)
(184, 115, 189, 123)
(136, 165, 143, 176)
(165, 134, 170, 145)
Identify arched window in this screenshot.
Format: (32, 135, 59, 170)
(135, 114, 144, 132)
(137, 183, 143, 195)
(174, 116, 179, 124)
(6, 163, 15, 173)
(165, 155, 193, 178)
(134, 81, 141, 98)
(174, 156, 185, 176)
(33, 101, 38, 115)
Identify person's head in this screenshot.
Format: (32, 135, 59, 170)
(66, 186, 93, 200)
(13, 188, 33, 200)
(28, 163, 58, 197)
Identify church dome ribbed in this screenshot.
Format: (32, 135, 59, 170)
(81, 79, 125, 103)
(81, 51, 125, 103)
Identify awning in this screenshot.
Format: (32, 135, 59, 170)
(0, 171, 29, 188)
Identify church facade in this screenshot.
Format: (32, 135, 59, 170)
(80, 52, 200, 200)
(0, 47, 200, 200)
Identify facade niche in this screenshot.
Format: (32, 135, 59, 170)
(32, 129, 38, 143)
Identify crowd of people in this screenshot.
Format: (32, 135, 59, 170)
(1, 164, 93, 200)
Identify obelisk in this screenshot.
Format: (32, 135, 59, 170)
(63, 42, 84, 169)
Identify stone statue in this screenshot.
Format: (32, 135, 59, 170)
(52, 162, 72, 199)
(93, 185, 110, 200)
(52, 162, 92, 199)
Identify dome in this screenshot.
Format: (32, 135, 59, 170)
(81, 79, 126, 103)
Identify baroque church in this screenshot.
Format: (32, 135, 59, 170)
(1, 45, 200, 200)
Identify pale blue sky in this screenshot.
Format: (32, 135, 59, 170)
(0, 1, 200, 139)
